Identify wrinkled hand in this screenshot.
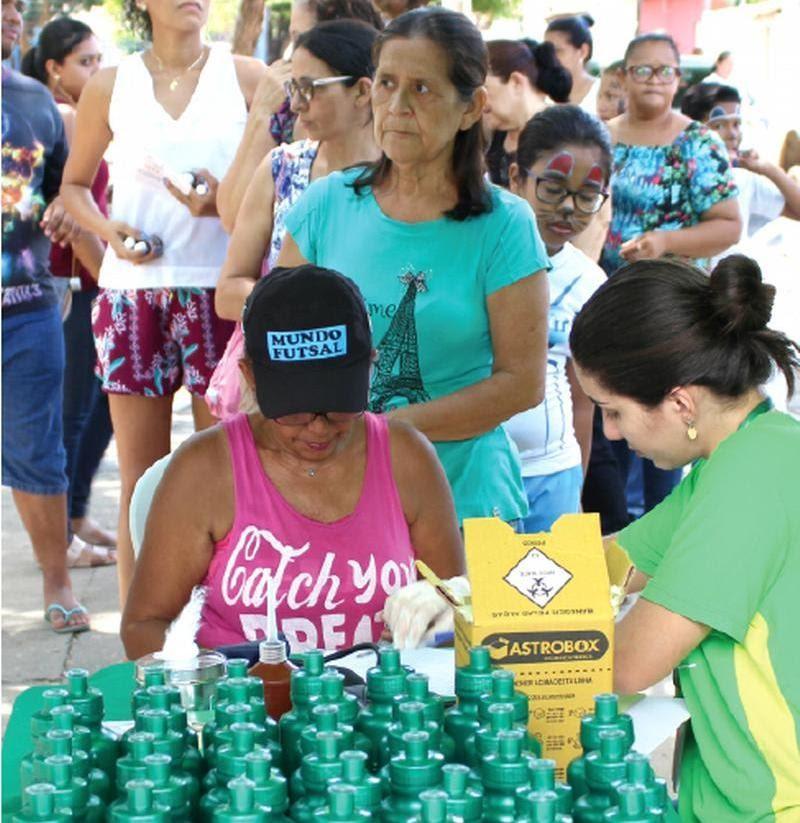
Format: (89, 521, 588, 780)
(41, 197, 81, 248)
(382, 576, 470, 649)
(164, 168, 219, 217)
(105, 220, 161, 265)
(251, 59, 293, 120)
(619, 231, 670, 262)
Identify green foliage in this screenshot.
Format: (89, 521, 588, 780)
(471, 0, 519, 22)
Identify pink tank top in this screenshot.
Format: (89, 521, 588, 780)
(198, 412, 416, 652)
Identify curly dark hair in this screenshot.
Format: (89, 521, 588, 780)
(121, 0, 152, 41)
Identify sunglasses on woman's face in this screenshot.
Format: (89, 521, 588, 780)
(283, 75, 353, 104)
(272, 410, 364, 426)
(626, 64, 681, 84)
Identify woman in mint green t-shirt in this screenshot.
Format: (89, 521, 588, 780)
(275, 7, 550, 523)
(570, 255, 800, 823)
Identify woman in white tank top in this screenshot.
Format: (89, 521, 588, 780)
(61, 0, 269, 606)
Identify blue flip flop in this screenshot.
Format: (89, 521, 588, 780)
(44, 602, 90, 634)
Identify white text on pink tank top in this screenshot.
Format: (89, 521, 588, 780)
(220, 523, 415, 651)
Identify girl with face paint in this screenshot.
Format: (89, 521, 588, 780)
(505, 105, 611, 531)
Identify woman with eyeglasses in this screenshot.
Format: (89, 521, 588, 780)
(587, 33, 742, 523)
(121, 265, 464, 657)
(276, 8, 550, 529)
(60, 0, 268, 606)
(210, 19, 380, 420)
(503, 105, 610, 532)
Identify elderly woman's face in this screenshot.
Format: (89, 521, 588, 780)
(371, 36, 484, 168)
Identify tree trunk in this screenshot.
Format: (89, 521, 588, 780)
(232, 0, 266, 56)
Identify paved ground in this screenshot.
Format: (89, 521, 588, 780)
(1, 390, 195, 733)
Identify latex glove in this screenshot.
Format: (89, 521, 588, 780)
(382, 576, 471, 650)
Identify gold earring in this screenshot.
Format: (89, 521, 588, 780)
(687, 422, 698, 441)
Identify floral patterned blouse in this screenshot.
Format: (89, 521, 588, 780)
(266, 138, 319, 270)
(601, 121, 737, 274)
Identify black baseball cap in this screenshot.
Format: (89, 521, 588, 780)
(242, 265, 372, 419)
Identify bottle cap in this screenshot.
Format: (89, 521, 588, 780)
(616, 783, 649, 820)
(243, 749, 271, 784)
(227, 776, 256, 813)
(454, 647, 493, 700)
(327, 784, 358, 820)
(419, 789, 448, 823)
(128, 732, 156, 763)
(64, 669, 104, 725)
(340, 750, 368, 783)
(525, 789, 558, 823)
(143, 754, 171, 787)
(258, 639, 288, 665)
(22, 783, 57, 818)
(226, 659, 250, 679)
(441, 763, 483, 820)
(527, 758, 556, 791)
(580, 694, 634, 752)
(366, 648, 406, 701)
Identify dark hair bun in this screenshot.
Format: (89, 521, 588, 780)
(580, 13, 594, 27)
(525, 39, 572, 103)
(709, 254, 775, 334)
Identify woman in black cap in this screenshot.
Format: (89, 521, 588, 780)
(121, 264, 464, 657)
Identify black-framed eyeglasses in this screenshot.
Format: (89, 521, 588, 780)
(284, 75, 354, 104)
(528, 175, 609, 215)
(626, 64, 681, 84)
(272, 410, 365, 426)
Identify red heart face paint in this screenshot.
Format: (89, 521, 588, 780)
(544, 151, 575, 178)
(583, 163, 604, 188)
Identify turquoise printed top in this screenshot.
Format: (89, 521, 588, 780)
(284, 168, 550, 522)
(601, 122, 737, 275)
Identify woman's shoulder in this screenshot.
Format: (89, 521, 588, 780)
(487, 184, 536, 221)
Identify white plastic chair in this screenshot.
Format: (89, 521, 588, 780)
(129, 453, 173, 557)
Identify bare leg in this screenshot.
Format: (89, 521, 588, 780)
(11, 490, 89, 630)
(192, 393, 218, 432)
(109, 394, 174, 609)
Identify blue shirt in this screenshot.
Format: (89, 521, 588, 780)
(284, 168, 550, 522)
(2, 67, 67, 315)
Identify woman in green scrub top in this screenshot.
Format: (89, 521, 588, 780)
(570, 254, 800, 823)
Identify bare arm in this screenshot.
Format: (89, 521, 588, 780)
(738, 153, 800, 220)
(389, 274, 549, 442)
(614, 597, 709, 694)
(57, 106, 104, 279)
(389, 420, 464, 579)
(567, 359, 594, 476)
(621, 198, 742, 262)
(217, 59, 292, 232)
(215, 154, 277, 320)
(60, 69, 159, 265)
(120, 430, 233, 659)
(275, 230, 308, 267)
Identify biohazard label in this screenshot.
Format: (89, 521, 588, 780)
(504, 548, 572, 608)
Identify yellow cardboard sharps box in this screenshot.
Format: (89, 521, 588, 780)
(455, 513, 621, 778)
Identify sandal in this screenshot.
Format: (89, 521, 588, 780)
(44, 602, 90, 634)
(66, 537, 117, 568)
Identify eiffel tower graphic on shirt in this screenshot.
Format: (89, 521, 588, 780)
(369, 269, 431, 412)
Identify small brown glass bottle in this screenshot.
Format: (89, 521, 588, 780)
(248, 640, 297, 721)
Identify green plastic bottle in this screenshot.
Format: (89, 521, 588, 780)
(12, 783, 67, 823)
(572, 730, 629, 823)
(317, 670, 360, 726)
(394, 673, 455, 762)
(517, 789, 574, 823)
(206, 701, 281, 772)
(440, 764, 483, 822)
(279, 651, 327, 776)
(210, 777, 265, 823)
(567, 696, 633, 800)
(326, 750, 381, 817)
(35, 753, 104, 822)
(518, 759, 573, 818)
(356, 648, 409, 770)
(478, 669, 530, 726)
(604, 784, 657, 822)
(62, 668, 119, 782)
(467, 703, 541, 773)
(243, 749, 291, 819)
(415, 789, 452, 823)
(29, 689, 70, 741)
(131, 669, 170, 714)
(613, 753, 668, 820)
(117, 733, 157, 795)
(142, 753, 193, 821)
(109, 779, 170, 822)
(480, 729, 532, 823)
(22, 725, 111, 804)
(444, 647, 494, 763)
(312, 784, 370, 822)
(383, 701, 444, 765)
(201, 723, 269, 819)
(290, 730, 347, 822)
(299, 705, 355, 758)
(381, 730, 445, 823)
(134, 707, 203, 783)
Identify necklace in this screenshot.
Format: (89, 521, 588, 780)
(149, 46, 207, 92)
(307, 468, 316, 477)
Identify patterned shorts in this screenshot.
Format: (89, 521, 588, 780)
(92, 287, 234, 396)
